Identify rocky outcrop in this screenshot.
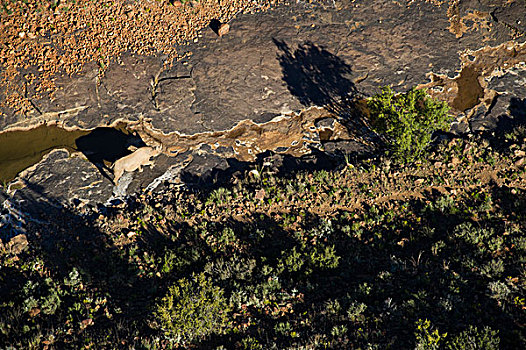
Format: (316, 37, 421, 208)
(0, 0, 525, 229)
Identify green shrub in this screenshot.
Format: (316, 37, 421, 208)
(368, 86, 451, 163)
(278, 243, 340, 276)
(446, 325, 499, 350)
(347, 301, 367, 322)
(22, 278, 62, 316)
(156, 273, 231, 344)
(414, 319, 447, 350)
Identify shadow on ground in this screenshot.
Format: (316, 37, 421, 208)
(483, 97, 526, 151)
(1, 43, 525, 347)
(0, 183, 160, 347)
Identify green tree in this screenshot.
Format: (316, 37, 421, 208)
(368, 86, 451, 163)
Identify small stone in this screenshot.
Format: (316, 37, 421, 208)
(514, 158, 525, 167)
(8, 234, 28, 254)
(248, 169, 260, 179)
(514, 150, 525, 157)
(218, 23, 230, 37)
(29, 308, 41, 317)
(255, 189, 266, 201)
(80, 318, 93, 329)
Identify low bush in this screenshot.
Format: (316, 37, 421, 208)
(414, 319, 447, 350)
(156, 272, 231, 344)
(446, 325, 500, 350)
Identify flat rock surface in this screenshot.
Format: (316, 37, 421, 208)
(3, 0, 525, 133)
(1, 0, 526, 225)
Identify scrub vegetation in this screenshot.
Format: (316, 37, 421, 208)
(1, 89, 525, 349)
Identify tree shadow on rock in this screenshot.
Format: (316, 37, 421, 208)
(274, 39, 382, 150)
(273, 39, 357, 113)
